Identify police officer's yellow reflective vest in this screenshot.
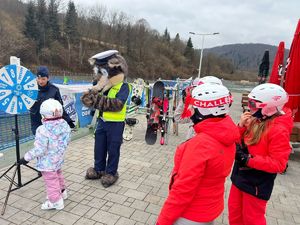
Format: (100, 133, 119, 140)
(102, 82, 130, 122)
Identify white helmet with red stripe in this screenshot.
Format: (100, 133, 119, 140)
(191, 83, 232, 116)
(248, 83, 288, 116)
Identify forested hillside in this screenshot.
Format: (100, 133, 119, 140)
(0, 0, 282, 81)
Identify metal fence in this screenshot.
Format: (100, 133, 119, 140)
(0, 112, 34, 151)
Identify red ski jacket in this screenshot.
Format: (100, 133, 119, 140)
(157, 116, 240, 225)
(240, 108, 293, 173)
(231, 108, 293, 200)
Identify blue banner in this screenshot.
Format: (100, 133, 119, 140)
(75, 93, 93, 127)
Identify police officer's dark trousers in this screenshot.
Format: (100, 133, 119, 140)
(94, 119, 125, 175)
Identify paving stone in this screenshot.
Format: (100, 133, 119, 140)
(131, 199, 149, 210)
(104, 192, 128, 204)
(123, 201, 131, 207)
(91, 210, 120, 225)
(89, 189, 109, 199)
(267, 208, 284, 219)
(117, 186, 129, 195)
(293, 214, 300, 223)
(119, 180, 140, 189)
(130, 209, 151, 223)
(71, 203, 91, 216)
(11, 197, 40, 211)
(0, 205, 20, 220)
(115, 217, 136, 225)
(51, 211, 81, 225)
(73, 217, 96, 225)
(137, 184, 153, 193)
(29, 204, 58, 219)
(277, 219, 297, 225)
(147, 214, 158, 225)
(34, 218, 62, 225)
(7, 210, 32, 224)
(64, 200, 78, 210)
(145, 203, 161, 215)
(108, 203, 135, 217)
(124, 189, 147, 200)
(0, 217, 11, 225)
(84, 207, 99, 219)
(266, 216, 278, 225)
(144, 194, 162, 204)
(101, 205, 111, 211)
(86, 197, 106, 208)
(273, 202, 300, 214)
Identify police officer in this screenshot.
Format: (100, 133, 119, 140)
(81, 50, 130, 188)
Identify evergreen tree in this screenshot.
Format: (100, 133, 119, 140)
(48, 0, 60, 42)
(174, 33, 180, 42)
(36, 0, 48, 49)
(24, 1, 38, 41)
(184, 37, 194, 62)
(172, 33, 181, 51)
(163, 28, 170, 43)
(64, 1, 79, 44)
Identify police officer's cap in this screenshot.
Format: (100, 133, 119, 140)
(88, 50, 119, 66)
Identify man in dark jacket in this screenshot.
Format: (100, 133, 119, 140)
(30, 66, 75, 135)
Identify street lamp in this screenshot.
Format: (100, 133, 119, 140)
(189, 31, 220, 78)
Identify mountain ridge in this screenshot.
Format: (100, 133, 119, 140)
(204, 43, 289, 72)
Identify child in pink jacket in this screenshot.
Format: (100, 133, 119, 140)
(20, 99, 71, 210)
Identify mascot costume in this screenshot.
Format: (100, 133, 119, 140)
(81, 50, 130, 187)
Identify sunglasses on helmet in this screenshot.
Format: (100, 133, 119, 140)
(248, 99, 266, 110)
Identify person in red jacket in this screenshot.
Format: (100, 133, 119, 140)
(228, 83, 293, 225)
(157, 83, 240, 225)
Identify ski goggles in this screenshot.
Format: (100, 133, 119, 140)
(248, 99, 266, 110)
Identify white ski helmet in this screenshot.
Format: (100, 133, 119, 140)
(199, 76, 223, 85)
(191, 83, 232, 116)
(248, 83, 288, 116)
(40, 99, 63, 119)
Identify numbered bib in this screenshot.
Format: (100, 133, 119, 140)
(0, 65, 38, 114)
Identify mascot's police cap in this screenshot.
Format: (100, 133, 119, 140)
(88, 50, 119, 66)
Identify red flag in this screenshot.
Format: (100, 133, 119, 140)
(284, 19, 300, 121)
(269, 41, 284, 85)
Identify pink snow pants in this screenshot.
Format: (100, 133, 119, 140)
(42, 170, 65, 203)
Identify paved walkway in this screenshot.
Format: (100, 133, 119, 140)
(1, 92, 300, 225)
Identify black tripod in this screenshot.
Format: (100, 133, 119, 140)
(0, 114, 42, 215)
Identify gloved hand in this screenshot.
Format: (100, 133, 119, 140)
(19, 157, 29, 165)
(81, 90, 98, 107)
(235, 143, 251, 167)
(131, 96, 142, 106)
(68, 120, 76, 129)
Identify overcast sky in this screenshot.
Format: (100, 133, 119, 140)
(72, 0, 299, 49)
